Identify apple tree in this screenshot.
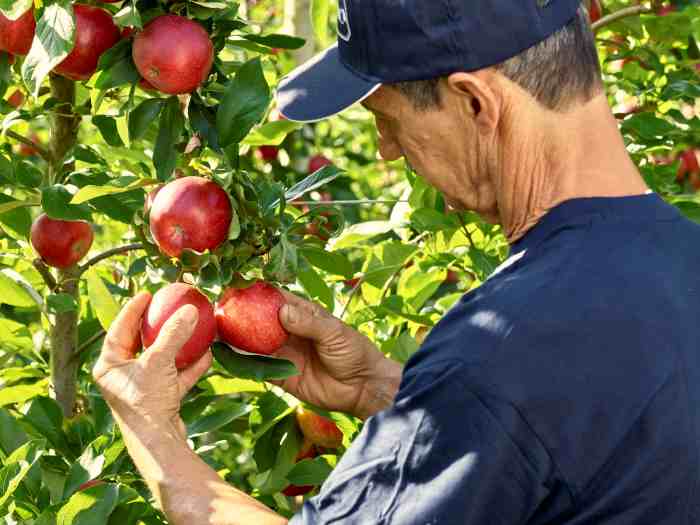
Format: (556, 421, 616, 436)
(0, 0, 699, 522)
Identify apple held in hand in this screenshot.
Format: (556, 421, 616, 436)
(296, 406, 343, 449)
(141, 283, 217, 370)
(215, 282, 289, 355)
(133, 14, 214, 95)
(53, 5, 120, 81)
(149, 176, 232, 258)
(30, 214, 94, 269)
(282, 439, 317, 497)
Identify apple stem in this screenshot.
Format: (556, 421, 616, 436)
(49, 265, 82, 417)
(591, 5, 653, 33)
(78, 243, 145, 276)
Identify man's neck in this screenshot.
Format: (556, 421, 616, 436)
(497, 94, 649, 243)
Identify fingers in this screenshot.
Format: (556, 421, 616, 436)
(98, 292, 152, 363)
(144, 304, 199, 366)
(178, 350, 213, 395)
(278, 294, 342, 344)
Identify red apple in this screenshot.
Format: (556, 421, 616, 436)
(308, 154, 332, 174)
(215, 282, 289, 355)
(77, 480, 106, 491)
(677, 149, 700, 182)
(141, 282, 217, 370)
(0, 8, 35, 56)
(589, 0, 602, 23)
(445, 270, 459, 284)
(138, 77, 157, 91)
(7, 89, 24, 108)
(282, 439, 317, 497)
(120, 26, 136, 39)
(30, 214, 94, 269)
(133, 14, 214, 95)
(295, 406, 343, 449)
(258, 145, 279, 162)
(344, 277, 361, 288)
(17, 133, 40, 157)
(657, 4, 677, 15)
(53, 5, 120, 81)
(149, 176, 232, 258)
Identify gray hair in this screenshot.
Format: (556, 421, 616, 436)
(392, 6, 603, 112)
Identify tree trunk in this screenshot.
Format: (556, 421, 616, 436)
(284, 0, 316, 65)
(47, 74, 80, 185)
(47, 74, 81, 417)
(49, 266, 81, 417)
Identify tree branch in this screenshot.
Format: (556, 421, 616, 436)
(592, 5, 653, 32)
(79, 243, 144, 275)
(6, 130, 50, 160)
(33, 258, 57, 291)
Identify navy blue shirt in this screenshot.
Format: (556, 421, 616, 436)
(290, 193, 700, 524)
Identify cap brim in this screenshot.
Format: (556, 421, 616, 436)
(276, 44, 381, 123)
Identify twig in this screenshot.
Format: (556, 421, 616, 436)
(33, 259, 57, 291)
(78, 243, 144, 275)
(592, 5, 653, 32)
(71, 329, 106, 362)
(293, 200, 408, 206)
(5, 130, 50, 160)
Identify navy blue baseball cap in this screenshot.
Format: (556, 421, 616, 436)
(277, 0, 582, 122)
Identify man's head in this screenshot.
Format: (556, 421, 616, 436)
(277, 0, 612, 225)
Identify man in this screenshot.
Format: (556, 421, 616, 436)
(94, 0, 700, 523)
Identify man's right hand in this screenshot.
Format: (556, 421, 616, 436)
(276, 291, 403, 420)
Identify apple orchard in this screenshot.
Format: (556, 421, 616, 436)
(0, 0, 699, 522)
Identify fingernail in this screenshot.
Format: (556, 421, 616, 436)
(282, 304, 297, 324)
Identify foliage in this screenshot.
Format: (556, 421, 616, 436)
(0, 0, 699, 522)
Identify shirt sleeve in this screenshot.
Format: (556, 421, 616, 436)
(289, 361, 552, 525)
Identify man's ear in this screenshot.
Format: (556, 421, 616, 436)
(446, 72, 500, 133)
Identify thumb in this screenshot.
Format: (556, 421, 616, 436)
(145, 304, 199, 365)
(279, 302, 340, 343)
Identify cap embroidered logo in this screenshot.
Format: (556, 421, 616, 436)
(338, 0, 351, 42)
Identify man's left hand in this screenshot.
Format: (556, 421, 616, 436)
(93, 292, 213, 435)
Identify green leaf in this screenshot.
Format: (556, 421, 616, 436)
(0, 268, 39, 308)
(242, 120, 301, 146)
(41, 185, 92, 221)
(197, 375, 266, 395)
(0, 381, 48, 408)
(297, 265, 334, 311)
(286, 455, 335, 486)
(128, 98, 164, 141)
(92, 116, 124, 147)
(47, 293, 79, 314)
(186, 402, 252, 437)
(621, 113, 676, 141)
(57, 483, 119, 525)
(330, 221, 394, 250)
(212, 342, 299, 382)
(0, 408, 28, 457)
(71, 178, 154, 204)
(22, 1, 75, 96)
(153, 97, 185, 180)
(0, 447, 43, 510)
(284, 165, 342, 204)
(410, 208, 459, 232)
(23, 397, 68, 453)
(0, 318, 33, 353)
(243, 33, 305, 49)
(249, 392, 294, 440)
(310, 0, 331, 47)
(216, 57, 271, 147)
(299, 247, 353, 279)
(94, 57, 140, 91)
(0, 193, 33, 238)
(113, 2, 141, 29)
(258, 415, 301, 495)
(189, 102, 220, 152)
(86, 268, 120, 330)
(0, 0, 32, 21)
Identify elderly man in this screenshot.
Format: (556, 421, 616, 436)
(94, 0, 700, 523)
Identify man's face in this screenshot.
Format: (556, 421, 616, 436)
(361, 84, 498, 220)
